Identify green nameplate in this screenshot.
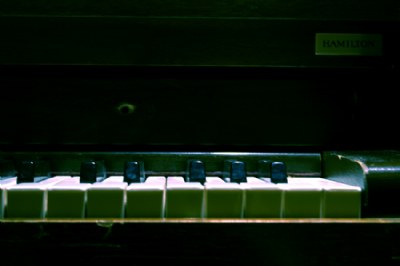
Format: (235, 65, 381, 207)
(315, 33, 382, 56)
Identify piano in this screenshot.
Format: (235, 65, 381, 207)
(1, 0, 400, 264)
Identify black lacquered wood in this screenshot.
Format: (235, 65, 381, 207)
(80, 161, 106, 183)
(224, 160, 247, 183)
(271, 161, 288, 184)
(16, 160, 50, 184)
(123, 161, 142, 183)
(80, 161, 96, 183)
(187, 160, 206, 184)
(16, 160, 35, 183)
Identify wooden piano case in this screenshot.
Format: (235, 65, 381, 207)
(1, 0, 400, 264)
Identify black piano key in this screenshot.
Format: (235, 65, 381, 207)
(80, 161, 106, 183)
(16, 160, 50, 184)
(124, 161, 143, 184)
(80, 161, 96, 183)
(271, 161, 288, 184)
(224, 160, 247, 183)
(16, 160, 35, 183)
(231, 161, 247, 183)
(187, 160, 206, 184)
(257, 160, 271, 178)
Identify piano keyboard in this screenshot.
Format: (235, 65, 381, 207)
(0, 151, 362, 219)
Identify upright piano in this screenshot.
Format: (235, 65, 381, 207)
(1, 0, 400, 264)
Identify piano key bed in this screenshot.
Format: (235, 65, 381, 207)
(0, 151, 365, 219)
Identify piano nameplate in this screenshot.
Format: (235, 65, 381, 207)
(315, 33, 383, 56)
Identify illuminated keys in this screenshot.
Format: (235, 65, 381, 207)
(204, 177, 244, 218)
(0, 177, 17, 218)
(0, 160, 362, 220)
(241, 177, 283, 218)
(86, 176, 127, 218)
(126, 176, 166, 218)
(311, 178, 361, 218)
(278, 178, 323, 218)
(165, 176, 204, 218)
(47, 177, 91, 218)
(278, 178, 361, 218)
(6, 176, 69, 218)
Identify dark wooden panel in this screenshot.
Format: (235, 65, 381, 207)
(1, 219, 399, 265)
(1, 0, 399, 20)
(0, 17, 397, 68)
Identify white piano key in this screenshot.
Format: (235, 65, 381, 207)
(204, 179, 244, 218)
(86, 177, 128, 218)
(205, 176, 225, 183)
(145, 176, 167, 184)
(6, 176, 69, 218)
(0, 177, 17, 218)
(241, 177, 283, 218)
(165, 176, 204, 218)
(47, 176, 91, 218)
(167, 176, 185, 183)
(101, 175, 124, 183)
(310, 178, 361, 218)
(126, 176, 166, 218)
(278, 178, 323, 218)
